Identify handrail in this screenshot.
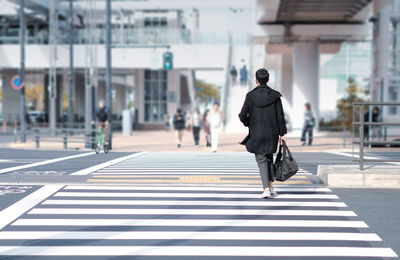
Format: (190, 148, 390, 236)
(352, 102, 400, 170)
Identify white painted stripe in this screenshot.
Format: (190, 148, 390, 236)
(0, 185, 64, 230)
(71, 152, 147, 176)
(329, 152, 400, 166)
(64, 185, 331, 192)
(54, 192, 339, 199)
(42, 200, 347, 207)
(12, 218, 369, 228)
(28, 208, 357, 216)
(95, 171, 263, 175)
(0, 231, 381, 241)
(0, 246, 396, 257)
(0, 153, 94, 174)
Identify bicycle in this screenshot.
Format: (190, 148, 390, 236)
(95, 123, 109, 154)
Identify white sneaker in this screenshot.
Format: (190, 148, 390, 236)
(260, 188, 271, 198)
(270, 187, 277, 196)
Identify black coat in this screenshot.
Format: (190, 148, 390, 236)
(238, 85, 287, 154)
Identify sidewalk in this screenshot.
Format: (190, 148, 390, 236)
(7, 129, 356, 152)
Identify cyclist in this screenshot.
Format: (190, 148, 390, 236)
(95, 100, 109, 152)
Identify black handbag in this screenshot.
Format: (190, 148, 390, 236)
(273, 141, 298, 181)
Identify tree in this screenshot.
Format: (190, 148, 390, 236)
(336, 77, 369, 130)
(195, 80, 219, 103)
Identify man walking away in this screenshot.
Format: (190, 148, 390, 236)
(301, 103, 315, 146)
(239, 68, 287, 198)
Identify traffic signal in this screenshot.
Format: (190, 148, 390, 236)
(163, 51, 173, 70)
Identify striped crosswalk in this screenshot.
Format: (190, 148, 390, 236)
(0, 184, 397, 258)
(0, 152, 397, 258)
(86, 152, 314, 185)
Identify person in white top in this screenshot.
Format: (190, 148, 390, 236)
(191, 109, 201, 147)
(207, 102, 223, 152)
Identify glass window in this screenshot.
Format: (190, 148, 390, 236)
(160, 18, 167, 27)
(151, 81, 159, 101)
(144, 17, 152, 27)
(144, 70, 168, 122)
(152, 17, 160, 27)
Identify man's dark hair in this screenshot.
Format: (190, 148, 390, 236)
(255, 68, 269, 85)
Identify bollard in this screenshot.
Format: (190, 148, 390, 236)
(63, 132, 68, 150)
(35, 129, 40, 148)
(342, 126, 346, 148)
(13, 127, 17, 143)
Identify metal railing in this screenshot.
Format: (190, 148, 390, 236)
(352, 102, 400, 170)
(32, 127, 97, 150)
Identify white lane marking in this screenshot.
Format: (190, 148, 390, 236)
(70, 152, 147, 175)
(0, 185, 64, 230)
(329, 152, 400, 166)
(12, 218, 369, 228)
(93, 171, 312, 176)
(28, 208, 357, 217)
(0, 231, 381, 241)
(0, 153, 94, 174)
(64, 186, 330, 192)
(42, 200, 347, 207)
(53, 192, 339, 199)
(0, 246, 396, 257)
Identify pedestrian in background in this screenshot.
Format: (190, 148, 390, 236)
(301, 103, 315, 146)
(192, 109, 201, 147)
(239, 68, 287, 198)
(364, 106, 380, 140)
(230, 65, 238, 85)
(163, 114, 170, 131)
(207, 102, 223, 152)
(240, 65, 248, 86)
(202, 110, 211, 147)
(173, 108, 186, 148)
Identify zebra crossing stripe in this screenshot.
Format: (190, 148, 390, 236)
(12, 218, 370, 228)
(63, 185, 331, 192)
(42, 200, 347, 207)
(0, 246, 396, 257)
(0, 231, 382, 241)
(28, 208, 357, 216)
(53, 192, 339, 199)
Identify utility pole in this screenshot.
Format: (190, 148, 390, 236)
(68, 0, 74, 129)
(48, 0, 57, 136)
(19, 0, 26, 143)
(106, 0, 112, 149)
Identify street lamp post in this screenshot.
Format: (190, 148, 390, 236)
(106, 0, 112, 149)
(19, 0, 26, 143)
(68, 0, 74, 130)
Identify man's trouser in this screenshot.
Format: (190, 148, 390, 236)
(255, 153, 274, 189)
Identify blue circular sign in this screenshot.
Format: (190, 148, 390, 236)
(11, 75, 24, 90)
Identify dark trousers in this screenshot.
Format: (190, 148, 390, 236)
(255, 153, 274, 189)
(192, 126, 200, 145)
(301, 125, 313, 145)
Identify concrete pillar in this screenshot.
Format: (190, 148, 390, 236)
(281, 54, 293, 106)
(292, 42, 320, 130)
(114, 85, 126, 116)
(75, 73, 85, 123)
(2, 70, 21, 125)
(372, 1, 392, 104)
(167, 69, 180, 117)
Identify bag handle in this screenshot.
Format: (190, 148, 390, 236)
(282, 141, 294, 160)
